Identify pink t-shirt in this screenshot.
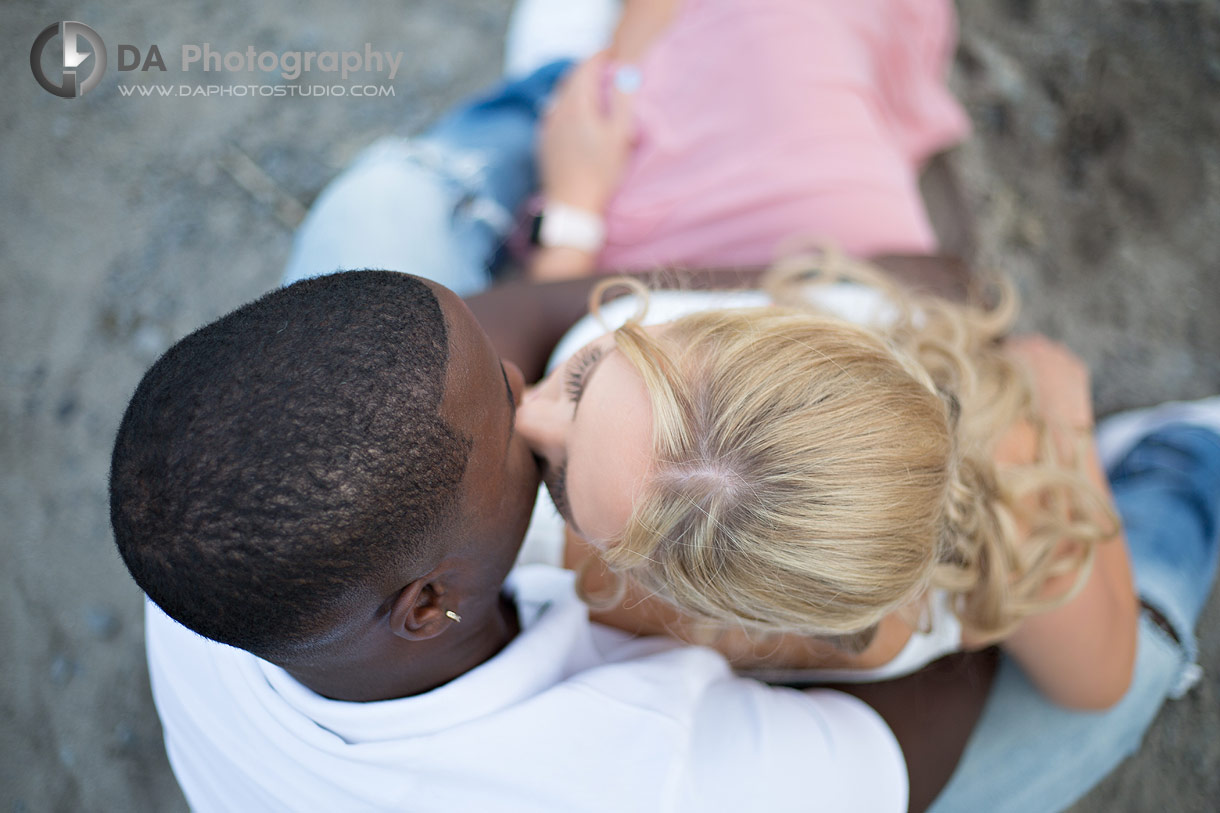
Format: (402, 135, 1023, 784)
(596, 0, 970, 272)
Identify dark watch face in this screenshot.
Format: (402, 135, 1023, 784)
(529, 212, 544, 246)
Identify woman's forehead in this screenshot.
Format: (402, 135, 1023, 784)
(566, 347, 654, 545)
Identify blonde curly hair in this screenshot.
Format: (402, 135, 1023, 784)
(585, 251, 1116, 647)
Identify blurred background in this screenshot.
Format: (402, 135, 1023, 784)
(2, 1, 1217, 810)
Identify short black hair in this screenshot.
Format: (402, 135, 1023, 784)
(110, 271, 471, 659)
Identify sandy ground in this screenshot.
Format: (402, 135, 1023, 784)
(2, 1, 1217, 811)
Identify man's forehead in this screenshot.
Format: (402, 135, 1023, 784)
(420, 278, 507, 450)
(423, 280, 487, 391)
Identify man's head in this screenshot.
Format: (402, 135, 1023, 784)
(110, 271, 538, 680)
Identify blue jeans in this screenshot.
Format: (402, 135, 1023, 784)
(929, 426, 1220, 813)
(282, 60, 571, 294)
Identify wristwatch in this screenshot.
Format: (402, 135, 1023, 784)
(529, 201, 606, 254)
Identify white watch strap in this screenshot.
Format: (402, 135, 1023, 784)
(539, 202, 606, 253)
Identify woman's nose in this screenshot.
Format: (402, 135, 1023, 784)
(516, 386, 566, 460)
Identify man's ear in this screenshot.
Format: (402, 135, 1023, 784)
(387, 576, 452, 641)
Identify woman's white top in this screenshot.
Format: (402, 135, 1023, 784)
(514, 285, 963, 682)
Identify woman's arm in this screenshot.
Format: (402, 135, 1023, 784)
(525, 0, 695, 282)
(991, 336, 1139, 710)
(529, 53, 634, 282)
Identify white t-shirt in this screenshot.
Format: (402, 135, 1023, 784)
(147, 565, 907, 812)
(516, 286, 962, 682)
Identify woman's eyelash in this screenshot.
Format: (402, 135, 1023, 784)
(564, 346, 604, 402)
(549, 462, 570, 519)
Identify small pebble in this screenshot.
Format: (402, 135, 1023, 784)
(50, 655, 77, 686)
(85, 607, 120, 640)
(132, 324, 168, 358)
(113, 722, 136, 749)
(56, 395, 79, 423)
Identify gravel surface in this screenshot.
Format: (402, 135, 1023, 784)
(2, 1, 1216, 810)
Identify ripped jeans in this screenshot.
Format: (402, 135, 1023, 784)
(282, 60, 571, 293)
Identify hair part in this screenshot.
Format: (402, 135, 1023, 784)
(109, 271, 471, 659)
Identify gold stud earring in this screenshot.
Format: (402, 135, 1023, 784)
(444, 610, 462, 623)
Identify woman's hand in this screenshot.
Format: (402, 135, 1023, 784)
(539, 53, 637, 214)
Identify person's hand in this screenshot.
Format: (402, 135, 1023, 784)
(539, 53, 637, 214)
(1006, 334, 1095, 436)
